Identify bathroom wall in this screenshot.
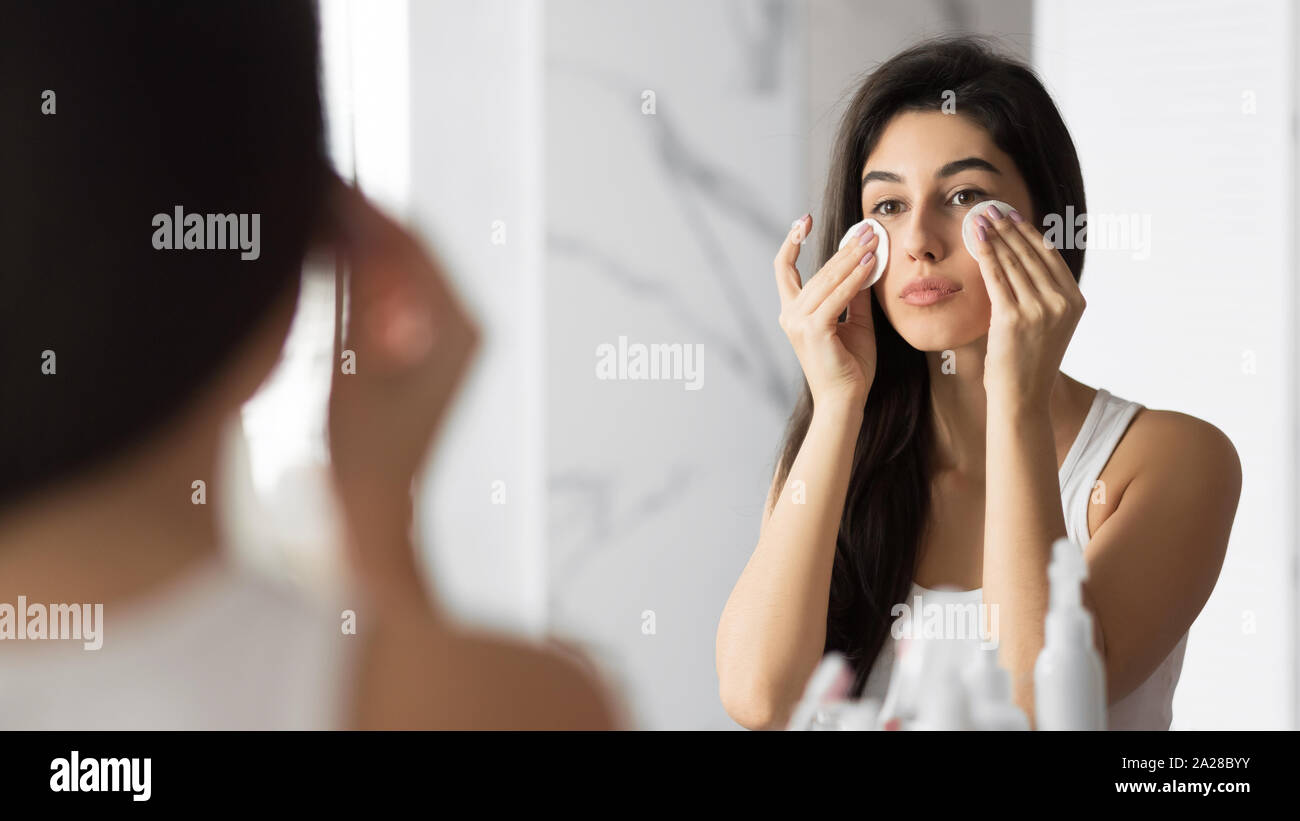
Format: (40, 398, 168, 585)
(541, 0, 803, 730)
(1034, 0, 1297, 730)
(407, 0, 548, 636)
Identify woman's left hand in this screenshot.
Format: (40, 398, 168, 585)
(971, 206, 1086, 408)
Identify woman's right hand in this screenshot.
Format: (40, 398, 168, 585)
(326, 180, 480, 610)
(773, 214, 879, 410)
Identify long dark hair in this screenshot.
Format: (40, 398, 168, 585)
(1, 0, 330, 512)
(773, 35, 1088, 696)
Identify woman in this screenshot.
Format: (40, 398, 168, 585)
(0, 0, 619, 730)
(715, 36, 1241, 731)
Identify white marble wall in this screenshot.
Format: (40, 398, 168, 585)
(543, 0, 805, 729)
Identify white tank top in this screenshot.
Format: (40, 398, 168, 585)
(860, 387, 1188, 730)
(0, 553, 362, 730)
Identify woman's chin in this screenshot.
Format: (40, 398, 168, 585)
(895, 324, 985, 354)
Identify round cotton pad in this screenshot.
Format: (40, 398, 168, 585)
(961, 200, 1014, 258)
(836, 217, 888, 290)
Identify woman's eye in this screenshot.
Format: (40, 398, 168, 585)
(872, 189, 984, 215)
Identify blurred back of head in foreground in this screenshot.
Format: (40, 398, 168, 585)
(1, 0, 329, 510)
(0, 0, 621, 731)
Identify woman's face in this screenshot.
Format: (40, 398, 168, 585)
(861, 110, 1034, 352)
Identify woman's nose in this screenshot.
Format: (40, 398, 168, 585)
(898, 211, 947, 262)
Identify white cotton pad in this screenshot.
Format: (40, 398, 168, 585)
(836, 217, 889, 290)
(961, 200, 1014, 258)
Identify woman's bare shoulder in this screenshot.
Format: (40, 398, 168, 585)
(1123, 407, 1238, 467)
(348, 608, 624, 730)
(1109, 405, 1241, 497)
(1088, 403, 1240, 540)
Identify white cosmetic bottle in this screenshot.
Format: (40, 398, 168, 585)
(786, 652, 854, 731)
(1033, 538, 1107, 730)
(909, 638, 973, 731)
(962, 644, 1030, 731)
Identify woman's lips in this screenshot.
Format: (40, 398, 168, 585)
(902, 289, 961, 306)
(900, 276, 962, 306)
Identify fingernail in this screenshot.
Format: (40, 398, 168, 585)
(790, 218, 809, 243)
(974, 214, 991, 231)
(857, 228, 875, 246)
(986, 206, 1004, 221)
(854, 221, 871, 237)
(1008, 209, 1024, 224)
(860, 250, 875, 266)
(975, 224, 987, 242)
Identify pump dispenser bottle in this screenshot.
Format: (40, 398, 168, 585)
(1033, 538, 1107, 730)
(911, 660, 973, 730)
(909, 636, 974, 731)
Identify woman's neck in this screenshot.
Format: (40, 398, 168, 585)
(923, 339, 1075, 478)
(0, 411, 228, 608)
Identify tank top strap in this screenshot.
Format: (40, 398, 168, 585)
(1059, 388, 1145, 548)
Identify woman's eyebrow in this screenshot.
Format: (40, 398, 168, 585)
(860, 157, 1002, 189)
